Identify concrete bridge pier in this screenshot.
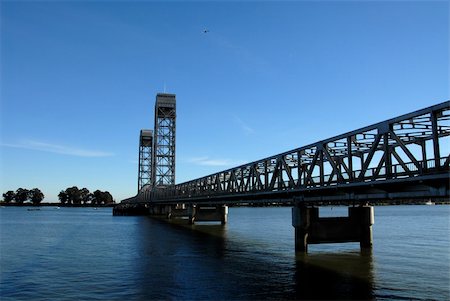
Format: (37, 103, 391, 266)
(292, 205, 374, 252)
(168, 204, 190, 219)
(148, 204, 174, 218)
(188, 205, 228, 224)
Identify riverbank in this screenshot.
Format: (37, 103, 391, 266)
(2, 199, 448, 208)
(0, 202, 116, 207)
(228, 199, 450, 207)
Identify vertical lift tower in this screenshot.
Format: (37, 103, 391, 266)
(137, 129, 153, 192)
(152, 93, 176, 187)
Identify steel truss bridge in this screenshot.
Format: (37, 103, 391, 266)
(125, 101, 450, 205)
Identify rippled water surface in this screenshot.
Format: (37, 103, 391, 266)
(1, 205, 449, 300)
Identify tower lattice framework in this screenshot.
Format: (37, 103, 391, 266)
(138, 129, 153, 192)
(152, 93, 176, 187)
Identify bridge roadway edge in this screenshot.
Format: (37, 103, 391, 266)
(119, 172, 449, 206)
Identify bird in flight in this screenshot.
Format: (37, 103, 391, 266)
(203, 29, 209, 34)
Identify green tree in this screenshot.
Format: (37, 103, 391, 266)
(87, 192, 95, 204)
(2, 191, 15, 203)
(92, 190, 114, 205)
(14, 188, 30, 204)
(92, 190, 102, 205)
(30, 188, 44, 205)
(103, 191, 113, 204)
(79, 188, 91, 205)
(59, 187, 113, 206)
(58, 190, 68, 204)
(65, 186, 81, 205)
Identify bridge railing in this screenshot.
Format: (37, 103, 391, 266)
(149, 157, 448, 200)
(308, 157, 447, 186)
(130, 101, 449, 203)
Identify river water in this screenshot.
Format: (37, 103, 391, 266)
(0, 205, 449, 300)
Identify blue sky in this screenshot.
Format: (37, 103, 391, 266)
(1, 1, 448, 202)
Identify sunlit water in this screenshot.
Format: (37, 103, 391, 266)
(0, 205, 449, 300)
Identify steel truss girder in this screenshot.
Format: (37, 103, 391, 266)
(145, 101, 450, 203)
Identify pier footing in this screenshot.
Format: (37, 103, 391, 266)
(114, 203, 228, 225)
(292, 205, 374, 252)
(113, 203, 149, 216)
(188, 205, 228, 224)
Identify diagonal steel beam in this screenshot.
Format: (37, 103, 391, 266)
(281, 157, 296, 188)
(305, 150, 319, 186)
(323, 145, 345, 183)
(391, 149, 413, 174)
(389, 130, 421, 171)
(358, 134, 382, 181)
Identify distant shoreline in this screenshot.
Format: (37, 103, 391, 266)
(1, 201, 448, 208)
(0, 202, 116, 208)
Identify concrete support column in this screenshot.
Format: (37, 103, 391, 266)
(188, 204, 228, 224)
(164, 205, 173, 219)
(220, 205, 228, 225)
(292, 205, 375, 252)
(188, 204, 196, 224)
(349, 206, 374, 249)
(292, 206, 318, 252)
(147, 204, 174, 218)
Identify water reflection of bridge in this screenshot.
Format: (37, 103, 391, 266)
(115, 98, 450, 252)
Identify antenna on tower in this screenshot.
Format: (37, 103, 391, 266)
(163, 81, 166, 93)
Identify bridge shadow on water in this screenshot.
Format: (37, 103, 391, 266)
(132, 216, 374, 300)
(293, 251, 374, 300)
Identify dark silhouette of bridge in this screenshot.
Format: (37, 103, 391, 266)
(116, 98, 450, 251)
(126, 100, 449, 205)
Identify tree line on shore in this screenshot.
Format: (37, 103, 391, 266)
(2, 187, 114, 206)
(2, 188, 44, 205)
(58, 186, 113, 205)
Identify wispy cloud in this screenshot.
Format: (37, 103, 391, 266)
(1, 140, 114, 157)
(233, 115, 255, 135)
(188, 156, 245, 167)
